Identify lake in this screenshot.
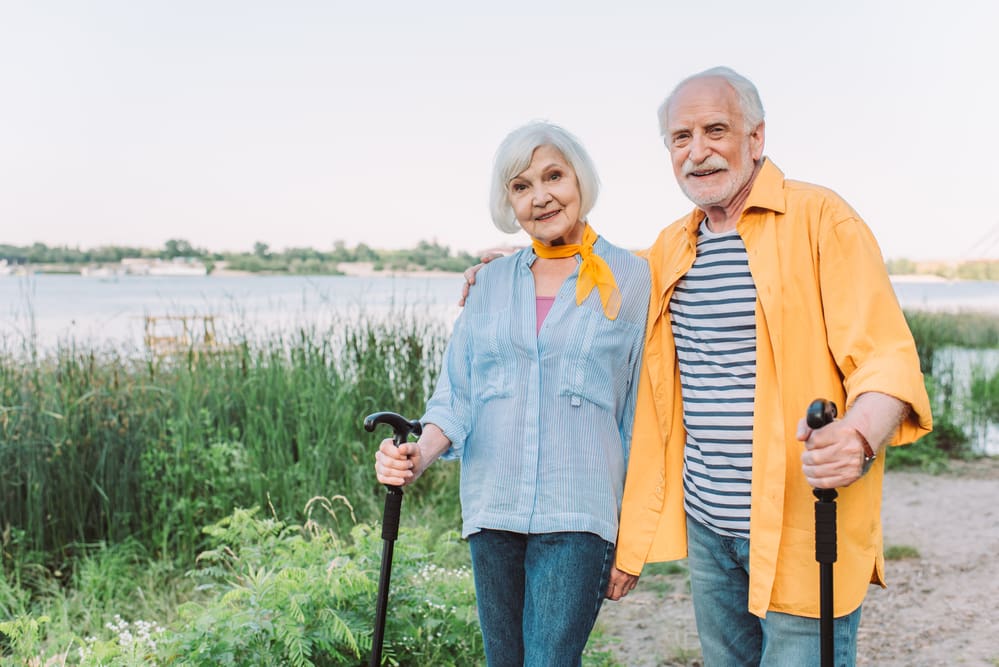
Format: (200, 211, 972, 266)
(0, 273, 466, 350)
(1, 274, 997, 350)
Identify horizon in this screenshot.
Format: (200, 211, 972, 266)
(2, 1, 997, 262)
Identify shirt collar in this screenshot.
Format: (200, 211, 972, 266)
(743, 157, 786, 215)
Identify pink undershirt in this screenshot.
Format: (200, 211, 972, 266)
(536, 296, 556, 334)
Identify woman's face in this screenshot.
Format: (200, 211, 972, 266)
(507, 145, 584, 247)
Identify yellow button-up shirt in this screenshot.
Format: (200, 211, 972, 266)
(617, 159, 932, 618)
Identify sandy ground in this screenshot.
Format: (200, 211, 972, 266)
(595, 458, 999, 667)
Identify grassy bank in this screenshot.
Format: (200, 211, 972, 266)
(1, 316, 456, 560)
(1, 309, 997, 665)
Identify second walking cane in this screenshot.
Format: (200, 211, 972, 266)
(807, 398, 838, 667)
(363, 411, 422, 667)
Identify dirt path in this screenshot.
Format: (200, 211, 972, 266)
(596, 459, 999, 666)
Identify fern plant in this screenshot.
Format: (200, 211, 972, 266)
(161, 503, 374, 667)
(0, 614, 50, 663)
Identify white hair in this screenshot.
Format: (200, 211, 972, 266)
(489, 121, 600, 234)
(657, 66, 765, 137)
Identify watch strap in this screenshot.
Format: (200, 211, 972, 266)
(852, 427, 876, 475)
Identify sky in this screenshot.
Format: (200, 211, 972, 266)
(1, 0, 997, 261)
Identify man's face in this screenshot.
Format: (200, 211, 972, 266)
(664, 77, 764, 209)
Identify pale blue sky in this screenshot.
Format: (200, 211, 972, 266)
(1, 0, 997, 260)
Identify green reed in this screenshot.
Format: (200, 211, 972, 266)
(3, 309, 997, 565)
(0, 314, 457, 563)
(904, 310, 999, 376)
(891, 309, 999, 467)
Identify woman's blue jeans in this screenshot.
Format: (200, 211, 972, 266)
(686, 514, 862, 666)
(467, 529, 613, 667)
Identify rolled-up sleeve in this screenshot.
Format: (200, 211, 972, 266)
(819, 216, 932, 443)
(422, 311, 474, 459)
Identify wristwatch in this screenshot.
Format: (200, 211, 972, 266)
(856, 429, 876, 476)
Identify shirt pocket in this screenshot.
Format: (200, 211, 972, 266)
(558, 307, 635, 412)
(467, 309, 513, 402)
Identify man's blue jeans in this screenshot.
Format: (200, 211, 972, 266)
(467, 529, 613, 667)
(686, 514, 862, 667)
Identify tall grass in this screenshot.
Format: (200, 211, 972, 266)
(904, 310, 999, 375)
(3, 309, 997, 561)
(892, 310, 999, 468)
(3, 309, 998, 561)
(0, 314, 458, 564)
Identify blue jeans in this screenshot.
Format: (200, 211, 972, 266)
(467, 529, 613, 667)
(685, 515, 862, 667)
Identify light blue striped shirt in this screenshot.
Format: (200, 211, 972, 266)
(423, 236, 650, 545)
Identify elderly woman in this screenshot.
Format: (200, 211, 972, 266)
(374, 121, 648, 667)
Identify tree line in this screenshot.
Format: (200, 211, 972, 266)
(0, 239, 483, 274)
(884, 257, 999, 281)
(4, 240, 997, 278)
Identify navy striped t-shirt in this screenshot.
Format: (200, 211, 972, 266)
(671, 220, 757, 538)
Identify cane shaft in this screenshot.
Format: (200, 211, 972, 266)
(815, 489, 837, 667)
(370, 537, 396, 667)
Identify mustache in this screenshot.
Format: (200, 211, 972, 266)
(682, 155, 729, 176)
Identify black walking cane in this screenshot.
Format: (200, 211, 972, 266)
(363, 411, 422, 667)
(806, 398, 838, 667)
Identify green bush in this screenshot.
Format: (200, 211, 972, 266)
(887, 366, 975, 471)
(163, 504, 375, 666)
(887, 415, 969, 472)
(161, 499, 481, 667)
(1, 500, 482, 667)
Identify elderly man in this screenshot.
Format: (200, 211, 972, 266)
(611, 67, 932, 665)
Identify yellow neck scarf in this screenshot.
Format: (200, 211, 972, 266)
(531, 223, 621, 320)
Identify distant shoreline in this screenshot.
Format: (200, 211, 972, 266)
(0, 261, 466, 279)
(0, 264, 987, 283)
(889, 274, 951, 283)
(333, 262, 460, 278)
(201, 263, 465, 278)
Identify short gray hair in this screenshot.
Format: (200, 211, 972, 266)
(489, 121, 600, 234)
(657, 66, 765, 138)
